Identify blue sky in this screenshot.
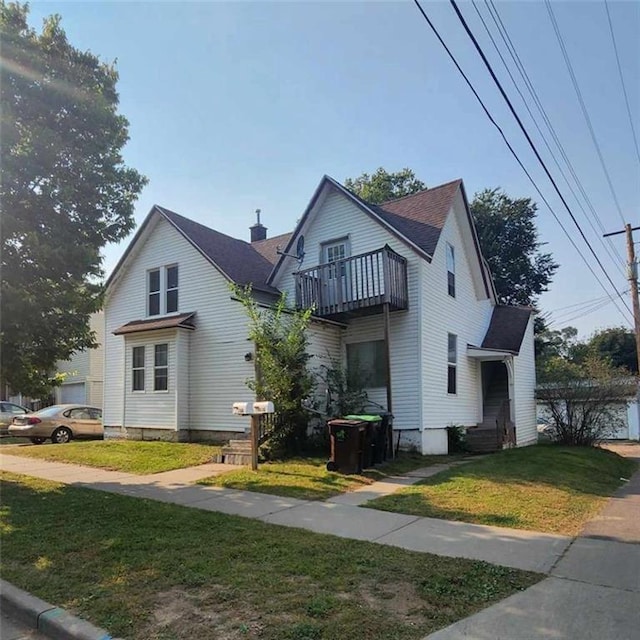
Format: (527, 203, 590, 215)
(29, 0, 640, 339)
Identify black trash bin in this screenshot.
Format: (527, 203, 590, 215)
(326, 419, 367, 474)
(344, 414, 383, 467)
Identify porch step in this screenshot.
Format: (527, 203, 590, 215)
(465, 427, 500, 453)
(214, 438, 254, 465)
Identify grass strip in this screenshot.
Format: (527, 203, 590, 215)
(2, 440, 221, 474)
(1, 472, 540, 639)
(367, 445, 637, 535)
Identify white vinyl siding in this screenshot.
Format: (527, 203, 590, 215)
(274, 187, 422, 434)
(513, 315, 537, 446)
(105, 215, 255, 432)
(420, 192, 494, 442)
(123, 330, 176, 428)
(55, 311, 104, 408)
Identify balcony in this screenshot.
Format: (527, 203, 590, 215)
(294, 245, 408, 320)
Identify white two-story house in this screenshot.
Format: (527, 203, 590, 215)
(103, 175, 537, 454)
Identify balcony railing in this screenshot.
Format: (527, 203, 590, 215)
(294, 245, 408, 319)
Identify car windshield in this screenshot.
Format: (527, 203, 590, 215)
(34, 406, 64, 417)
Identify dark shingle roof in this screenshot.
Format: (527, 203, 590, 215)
(252, 232, 292, 265)
(366, 180, 462, 258)
(156, 206, 279, 293)
(113, 312, 196, 335)
(481, 306, 533, 354)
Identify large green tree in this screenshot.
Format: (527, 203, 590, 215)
(470, 189, 558, 307)
(1, 2, 147, 397)
(581, 327, 638, 375)
(344, 167, 426, 204)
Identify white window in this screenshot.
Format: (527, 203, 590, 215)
(322, 239, 349, 279)
(147, 265, 178, 316)
(446, 243, 455, 298)
(346, 340, 387, 388)
(447, 333, 457, 394)
(154, 344, 168, 391)
(132, 346, 145, 391)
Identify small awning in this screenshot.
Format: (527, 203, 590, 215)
(467, 345, 515, 360)
(113, 312, 196, 335)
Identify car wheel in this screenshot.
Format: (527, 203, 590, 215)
(29, 437, 46, 445)
(52, 427, 72, 444)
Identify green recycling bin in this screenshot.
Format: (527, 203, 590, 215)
(344, 414, 383, 468)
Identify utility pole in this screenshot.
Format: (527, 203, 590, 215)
(603, 224, 640, 372)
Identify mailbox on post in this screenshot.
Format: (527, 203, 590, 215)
(232, 401, 275, 470)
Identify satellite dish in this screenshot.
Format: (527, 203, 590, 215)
(296, 235, 305, 262)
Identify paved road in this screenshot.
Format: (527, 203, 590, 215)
(1, 611, 48, 640)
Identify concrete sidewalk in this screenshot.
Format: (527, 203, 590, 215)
(0, 452, 570, 573)
(423, 443, 640, 640)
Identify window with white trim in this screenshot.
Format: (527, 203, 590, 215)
(132, 346, 145, 391)
(446, 243, 456, 297)
(322, 239, 349, 278)
(154, 344, 168, 391)
(447, 333, 457, 394)
(147, 265, 179, 316)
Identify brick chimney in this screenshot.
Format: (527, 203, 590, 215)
(250, 208, 267, 242)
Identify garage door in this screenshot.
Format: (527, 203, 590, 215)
(60, 383, 86, 404)
(608, 405, 629, 439)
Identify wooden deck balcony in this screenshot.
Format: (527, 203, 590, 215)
(294, 246, 408, 320)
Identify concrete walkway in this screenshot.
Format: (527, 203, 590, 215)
(425, 442, 640, 640)
(0, 452, 569, 573)
(2, 445, 639, 640)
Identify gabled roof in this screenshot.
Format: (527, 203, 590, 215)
(106, 205, 281, 296)
(481, 306, 533, 354)
(157, 206, 279, 293)
(252, 232, 292, 265)
(372, 180, 461, 258)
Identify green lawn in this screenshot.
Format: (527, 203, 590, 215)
(198, 454, 458, 501)
(367, 445, 637, 535)
(2, 440, 221, 474)
(0, 473, 540, 640)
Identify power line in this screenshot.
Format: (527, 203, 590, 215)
(470, 0, 627, 278)
(412, 0, 632, 324)
(544, 0, 627, 226)
(604, 0, 640, 166)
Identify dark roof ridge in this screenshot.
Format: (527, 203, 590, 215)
(379, 178, 462, 206)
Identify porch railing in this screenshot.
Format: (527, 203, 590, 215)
(294, 245, 408, 318)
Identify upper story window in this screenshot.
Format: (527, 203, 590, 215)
(446, 243, 456, 298)
(147, 265, 178, 316)
(322, 238, 349, 279)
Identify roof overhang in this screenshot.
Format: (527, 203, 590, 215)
(467, 345, 516, 360)
(113, 312, 196, 336)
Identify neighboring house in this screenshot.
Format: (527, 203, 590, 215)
(103, 176, 537, 454)
(537, 379, 640, 441)
(6, 312, 104, 410)
(54, 311, 105, 407)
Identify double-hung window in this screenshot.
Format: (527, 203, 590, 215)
(148, 265, 179, 316)
(447, 333, 457, 394)
(154, 344, 168, 391)
(446, 243, 456, 298)
(132, 346, 145, 391)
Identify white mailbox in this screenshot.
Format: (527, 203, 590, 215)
(232, 402, 253, 416)
(252, 401, 275, 414)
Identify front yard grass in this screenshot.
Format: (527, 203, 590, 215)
(2, 440, 221, 474)
(0, 472, 541, 640)
(198, 453, 460, 501)
(366, 445, 637, 535)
